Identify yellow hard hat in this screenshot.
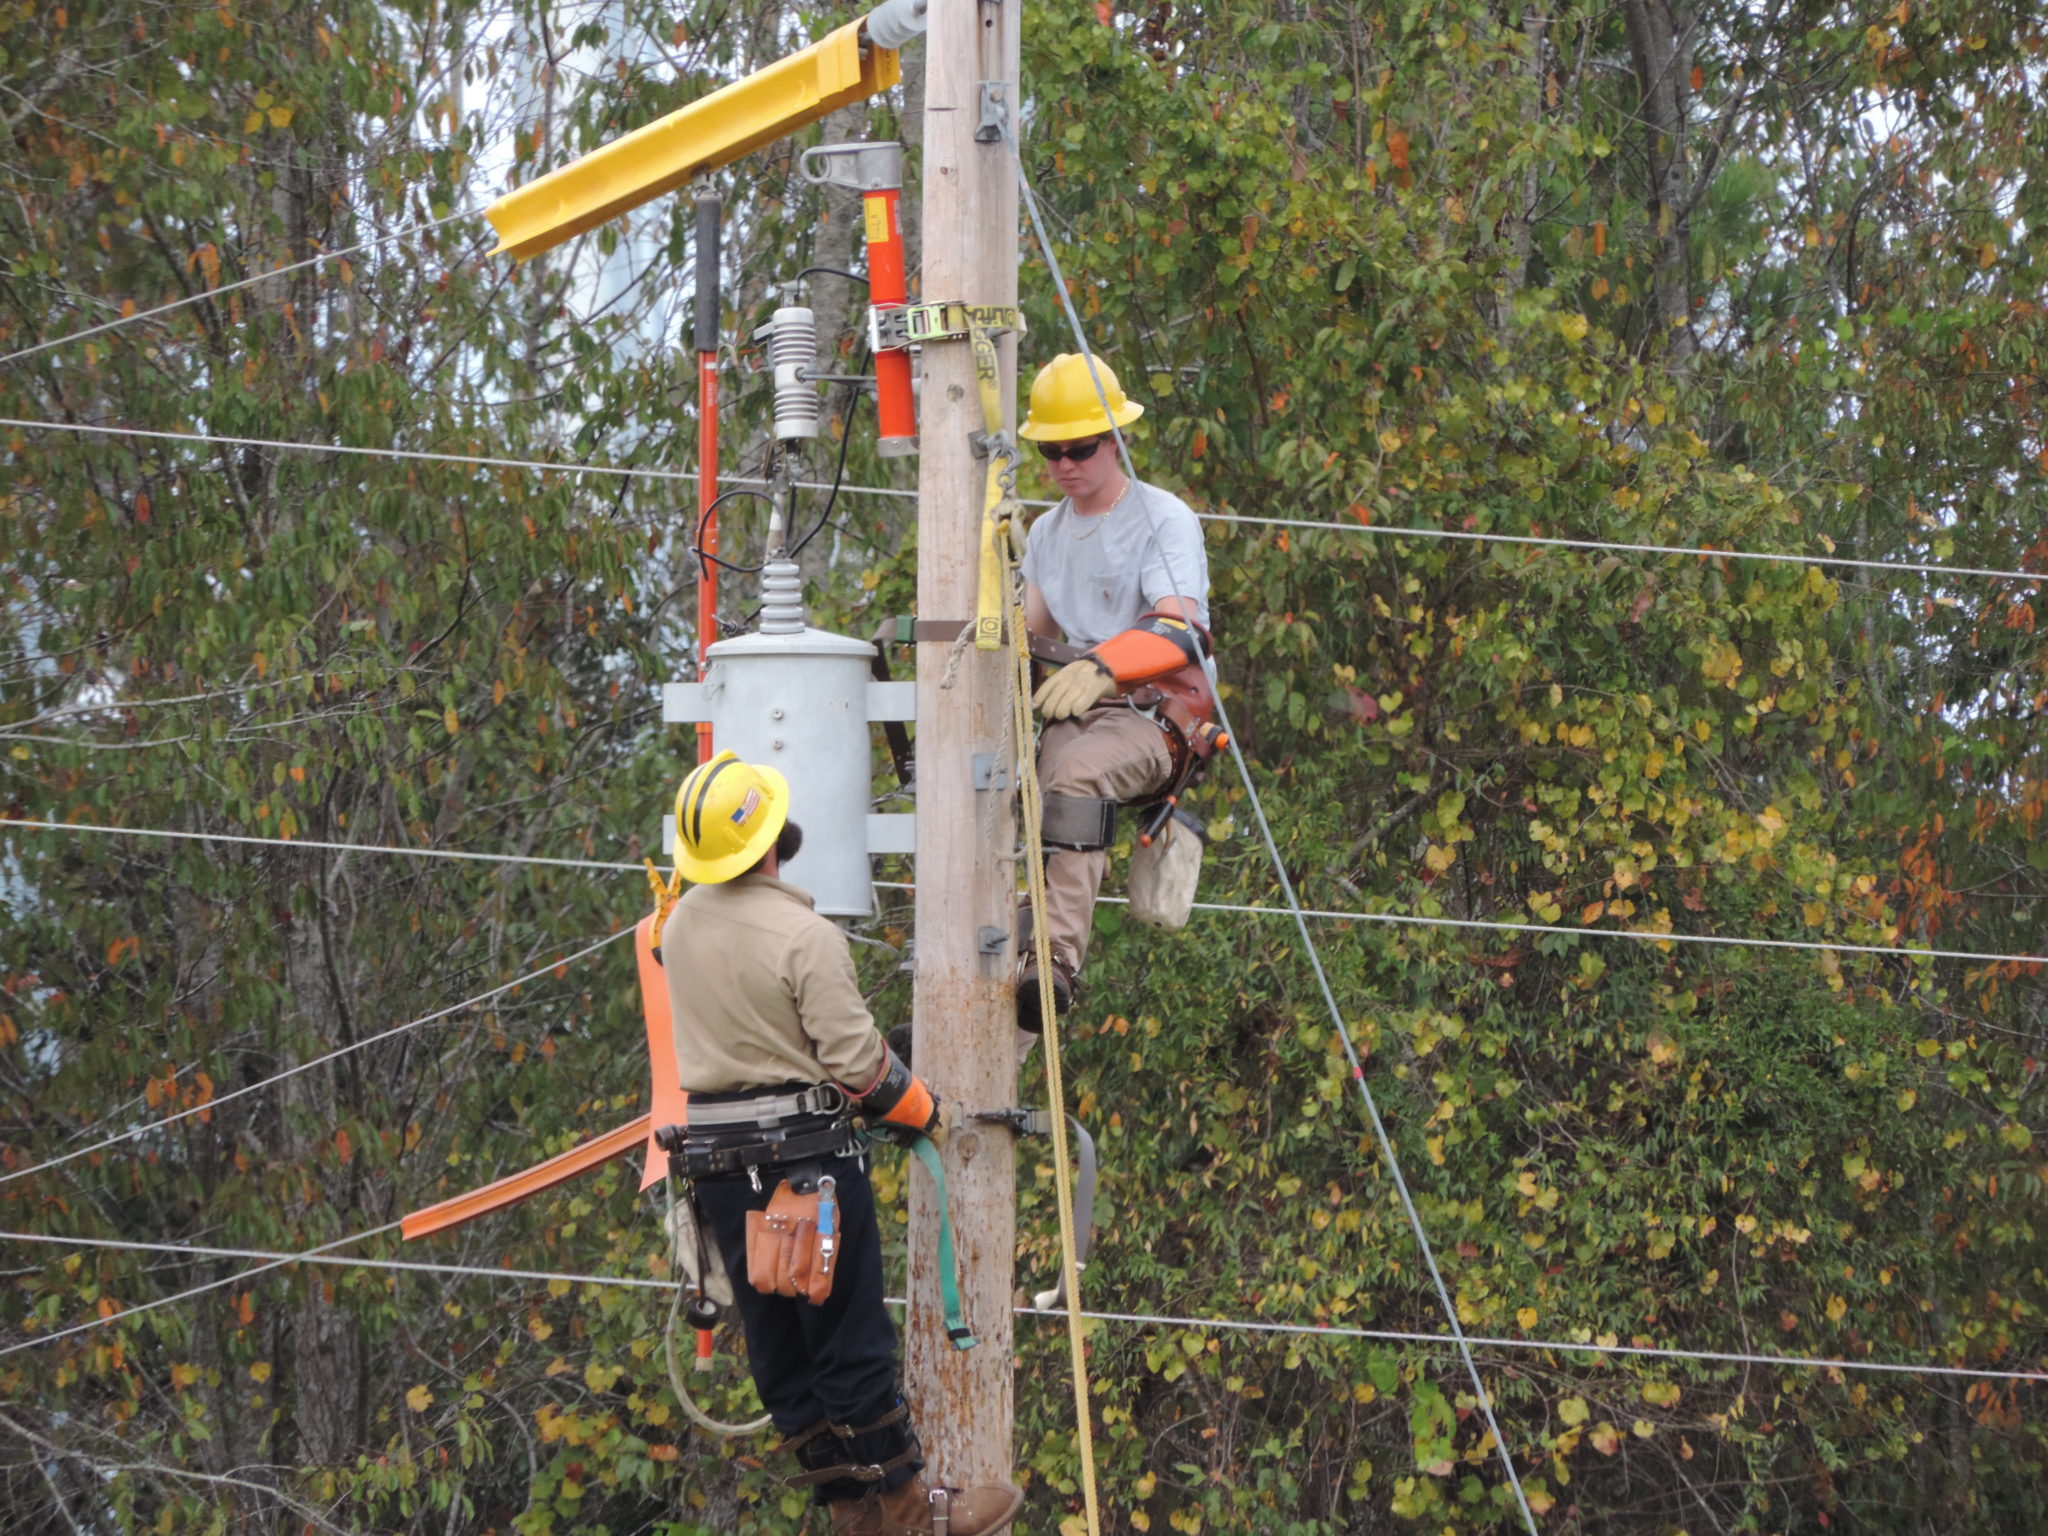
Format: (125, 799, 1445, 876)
(1019, 352, 1145, 442)
(672, 751, 790, 884)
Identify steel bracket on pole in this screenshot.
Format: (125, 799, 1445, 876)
(800, 141, 905, 192)
(977, 926, 1010, 955)
(972, 752, 1011, 791)
(975, 81, 1008, 144)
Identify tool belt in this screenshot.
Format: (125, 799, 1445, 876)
(655, 1084, 862, 1182)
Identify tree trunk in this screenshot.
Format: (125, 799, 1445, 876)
(1621, 0, 1697, 367)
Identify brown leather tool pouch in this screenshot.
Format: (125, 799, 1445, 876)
(744, 1180, 836, 1306)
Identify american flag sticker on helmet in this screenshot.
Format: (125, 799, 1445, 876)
(730, 787, 761, 825)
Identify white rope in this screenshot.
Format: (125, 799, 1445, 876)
(0, 1223, 400, 1358)
(6, 416, 2043, 589)
(1004, 118, 1544, 1531)
(1, 818, 642, 873)
(0, 929, 634, 1189)
(0, 210, 481, 369)
(9, 1231, 2041, 1386)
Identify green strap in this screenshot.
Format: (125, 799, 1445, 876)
(907, 1135, 976, 1350)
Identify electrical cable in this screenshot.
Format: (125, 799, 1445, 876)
(0, 929, 634, 1190)
(1005, 117, 1543, 1534)
(0, 417, 700, 486)
(0, 1222, 400, 1359)
(0, 209, 482, 370)
(691, 486, 783, 575)
(0, 818, 642, 873)
(8, 819, 2043, 969)
(9, 415, 2044, 588)
(6, 1231, 2042, 1386)
(794, 266, 869, 286)
(787, 373, 871, 560)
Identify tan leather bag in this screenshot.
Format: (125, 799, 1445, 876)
(743, 1177, 839, 1306)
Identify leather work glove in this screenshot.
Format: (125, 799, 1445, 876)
(924, 1101, 953, 1151)
(1033, 657, 1116, 720)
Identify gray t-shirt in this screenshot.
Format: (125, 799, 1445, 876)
(1021, 479, 1210, 647)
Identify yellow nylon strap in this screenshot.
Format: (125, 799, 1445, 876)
(969, 320, 1015, 651)
(1000, 529, 1103, 1534)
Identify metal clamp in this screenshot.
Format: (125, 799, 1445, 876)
(799, 141, 904, 192)
(972, 753, 1012, 791)
(975, 82, 1008, 144)
(972, 1107, 1052, 1137)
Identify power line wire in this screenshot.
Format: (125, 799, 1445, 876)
(2, 818, 642, 873)
(7, 416, 2045, 588)
(0, 929, 633, 1190)
(7, 1230, 2041, 1386)
(1005, 121, 1540, 1532)
(0, 417, 700, 487)
(0, 1223, 399, 1359)
(0, 210, 482, 370)
(11, 819, 2043, 969)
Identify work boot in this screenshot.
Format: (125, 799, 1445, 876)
(872, 1476, 1025, 1535)
(1015, 953, 1075, 1034)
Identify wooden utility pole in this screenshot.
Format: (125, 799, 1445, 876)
(907, 0, 1022, 1492)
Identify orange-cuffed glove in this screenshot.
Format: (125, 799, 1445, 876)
(846, 1044, 943, 1137)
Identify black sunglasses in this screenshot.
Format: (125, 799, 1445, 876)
(1037, 437, 1106, 463)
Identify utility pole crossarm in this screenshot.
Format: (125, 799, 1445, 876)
(487, 20, 901, 261)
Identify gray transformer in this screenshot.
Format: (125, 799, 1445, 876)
(663, 560, 914, 918)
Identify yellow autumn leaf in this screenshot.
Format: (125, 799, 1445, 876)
(1378, 429, 1402, 453)
(405, 1384, 433, 1412)
(1558, 1396, 1589, 1426)
(1643, 749, 1665, 778)
(1558, 313, 1590, 342)
(1642, 1381, 1681, 1407)
(269, 106, 293, 128)
(1826, 1294, 1848, 1321)
(1516, 1306, 1538, 1330)
(1423, 843, 1456, 874)
(243, 111, 263, 133)
(249, 1361, 272, 1383)
(1802, 901, 1827, 927)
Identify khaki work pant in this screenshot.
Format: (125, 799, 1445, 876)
(1023, 705, 1174, 978)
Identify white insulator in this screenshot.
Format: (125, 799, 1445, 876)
(864, 0, 929, 51)
(758, 557, 807, 635)
(767, 306, 820, 441)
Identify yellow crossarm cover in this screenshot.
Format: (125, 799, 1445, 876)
(488, 21, 899, 260)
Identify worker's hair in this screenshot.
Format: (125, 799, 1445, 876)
(742, 819, 804, 879)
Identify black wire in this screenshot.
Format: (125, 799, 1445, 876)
(789, 383, 870, 559)
(691, 486, 780, 575)
(795, 266, 869, 286)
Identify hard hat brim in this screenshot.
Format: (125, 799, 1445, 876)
(1018, 397, 1144, 443)
(673, 763, 791, 885)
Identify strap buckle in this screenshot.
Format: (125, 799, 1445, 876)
(870, 301, 1026, 350)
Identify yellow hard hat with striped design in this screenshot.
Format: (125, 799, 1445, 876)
(672, 751, 789, 885)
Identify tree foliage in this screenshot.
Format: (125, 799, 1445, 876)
(2, 0, 2043, 1532)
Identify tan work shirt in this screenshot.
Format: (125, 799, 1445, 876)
(662, 872, 887, 1095)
